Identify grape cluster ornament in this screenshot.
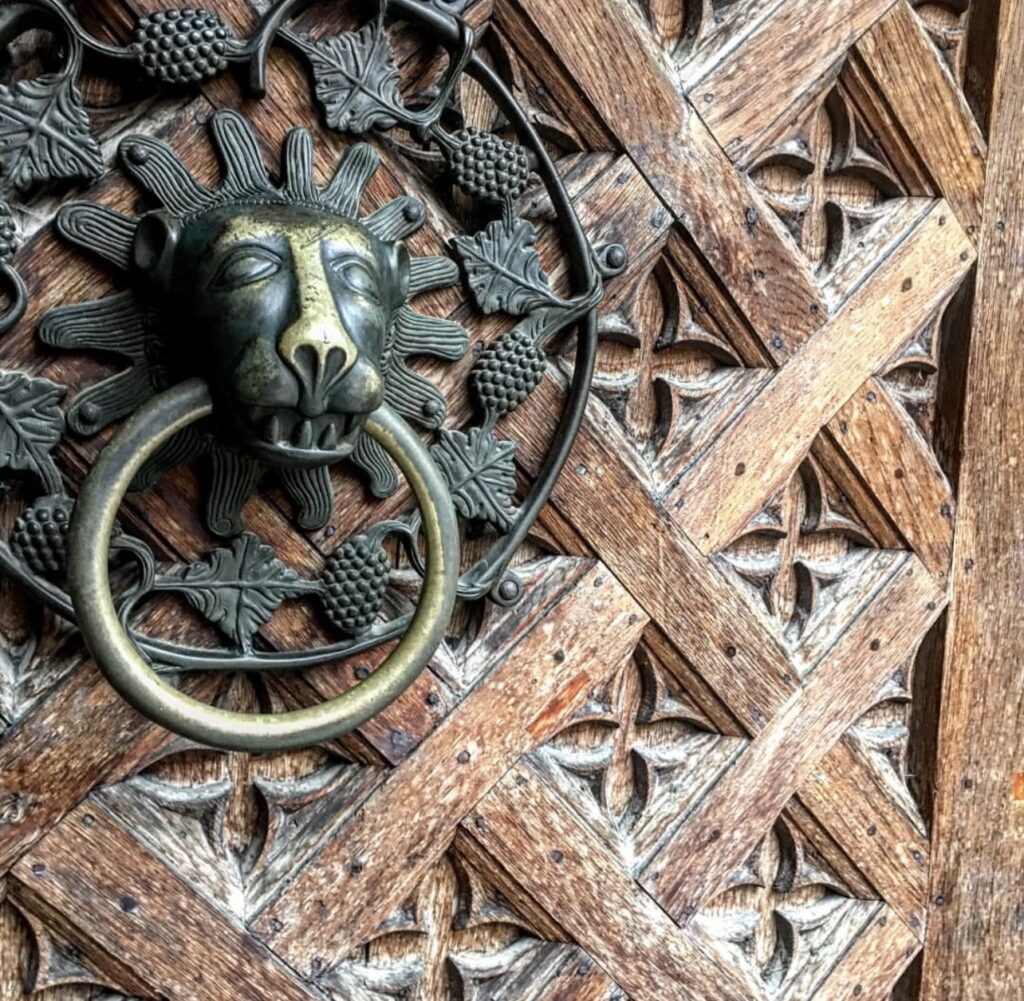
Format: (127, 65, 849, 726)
(0, 0, 625, 751)
(130, 8, 235, 85)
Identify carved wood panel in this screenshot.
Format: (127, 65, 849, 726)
(0, 0, 994, 998)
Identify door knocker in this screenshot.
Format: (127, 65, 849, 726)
(0, 0, 625, 750)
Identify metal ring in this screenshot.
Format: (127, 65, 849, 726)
(0, 262, 28, 336)
(66, 377, 459, 753)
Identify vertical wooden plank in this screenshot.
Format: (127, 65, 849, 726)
(921, 1, 1024, 995)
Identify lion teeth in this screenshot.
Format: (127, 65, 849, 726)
(265, 415, 282, 443)
(296, 419, 314, 449)
(319, 422, 339, 450)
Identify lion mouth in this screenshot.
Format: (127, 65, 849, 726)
(234, 406, 367, 465)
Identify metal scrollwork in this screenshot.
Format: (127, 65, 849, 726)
(0, 0, 625, 750)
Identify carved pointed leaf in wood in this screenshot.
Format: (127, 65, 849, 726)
(695, 820, 880, 997)
(0, 608, 78, 732)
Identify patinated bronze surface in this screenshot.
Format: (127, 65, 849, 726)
(0, 0, 624, 749)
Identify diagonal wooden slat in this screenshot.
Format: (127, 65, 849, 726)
(639, 553, 943, 921)
(503, 0, 964, 586)
(0, 652, 219, 876)
(513, 380, 801, 722)
(468, 761, 924, 1001)
(799, 736, 931, 936)
(827, 379, 956, 580)
(508, 379, 935, 930)
(810, 904, 920, 1001)
(853, 1, 986, 240)
(6, 885, 156, 998)
(502, 0, 827, 351)
(468, 763, 768, 1001)
(12, 804, 323, 1001)
(684, 0, 899, 165)
(667, 202, 974, 554)
(255, 561, 648, 972)
(670, 0, 791, 94)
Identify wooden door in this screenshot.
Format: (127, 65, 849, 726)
(0, 0, 1014, 998)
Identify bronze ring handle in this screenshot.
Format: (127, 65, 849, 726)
(66, 378, 459, 753)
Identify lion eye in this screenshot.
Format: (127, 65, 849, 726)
(332, 258, 380, 302)
(212, 248, 282, 290)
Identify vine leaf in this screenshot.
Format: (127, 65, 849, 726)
(308, 21, 402, 134)
(0, 370, 66, 492)
(0, 75, 103, 193)
(431, 427, 518, 531)
(452, 219, 560, 316)
(170, 533, 311, 652)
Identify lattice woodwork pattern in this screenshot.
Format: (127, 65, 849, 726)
(0, 0, 989, 998)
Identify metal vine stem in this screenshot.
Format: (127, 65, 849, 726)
(0, 0, 624, 677)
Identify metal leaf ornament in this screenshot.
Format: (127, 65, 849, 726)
(169, 532, 317, 652)
(308, 17, 402, 133)
(0, 74, 102, 193)
(41, 111, 468, 529)
(431, 427, 518, 531)
(452, 218, 561, 316)
(0, 371, 66, 494)
(0, 0, 617, 716)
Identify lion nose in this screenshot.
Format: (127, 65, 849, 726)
(279, 319, 356, 416)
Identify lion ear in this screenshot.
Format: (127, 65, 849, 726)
(132, 210, 181, 293)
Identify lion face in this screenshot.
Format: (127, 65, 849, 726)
(134, 202, 410, 467)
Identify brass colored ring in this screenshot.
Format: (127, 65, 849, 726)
(66, 378, 459, 752)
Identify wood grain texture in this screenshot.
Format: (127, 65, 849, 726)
(669, 202, 973, 553)
(812, 905, 920, 1001)
(642, 553, 943, 920)
(921, 0, 1024, 994)
(505, 0, 828, 350)
(828, 378, 956, 580)
(469, 763, 767, 1001)
(510, 379, 936, 929)
(0, 655, 216, 876)
(12, 804, 320, 1001)
(854, 1, 986, 240)
(687, 0, 898, 165)
(509, 381, 800, 725)
(798, 736, 932, 937)
(0, 0, 1005, 995)
(257, 561, 647, 971)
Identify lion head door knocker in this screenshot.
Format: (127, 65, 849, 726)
(0, 0, 625, 751)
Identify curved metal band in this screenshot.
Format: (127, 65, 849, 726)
(0, 263, 28, 337)
(66, 378, 459, 752)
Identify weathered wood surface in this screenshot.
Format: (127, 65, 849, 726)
(257, 561, 647, 969)
(0, 0, 1006, 997)
(920, 0, 1024, 995)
